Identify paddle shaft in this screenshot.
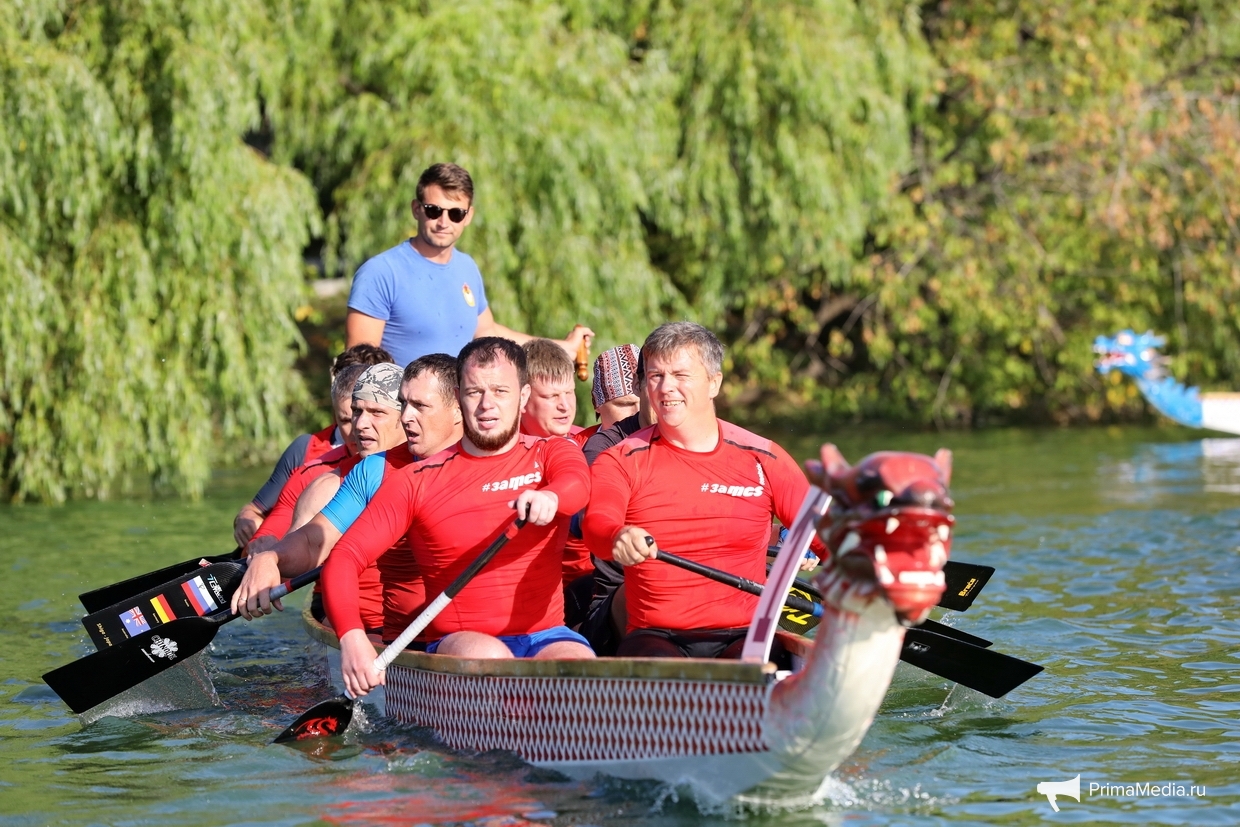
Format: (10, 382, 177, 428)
(376, 517, 525, 670)
(766, 547, 993, 613)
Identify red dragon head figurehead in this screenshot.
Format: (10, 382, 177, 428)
(807, 444, 955, 624)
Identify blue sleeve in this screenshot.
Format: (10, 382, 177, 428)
(320, 452, 389, 532)
(251, 433, 312, 511)
(347, 254, 395, 321)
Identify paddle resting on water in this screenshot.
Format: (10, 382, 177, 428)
(273, 516, 526, 744)
(44, 567, 322, 715)
(657, 548, 1042, 698)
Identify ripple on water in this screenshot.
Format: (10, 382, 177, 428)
(4, 428, 1240, 824)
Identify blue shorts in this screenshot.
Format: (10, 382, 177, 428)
(425, 625, 592, 657)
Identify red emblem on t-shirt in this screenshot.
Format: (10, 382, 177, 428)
(462, 284, 476, 307)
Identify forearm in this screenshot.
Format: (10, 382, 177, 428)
(479, 318, 534, 345)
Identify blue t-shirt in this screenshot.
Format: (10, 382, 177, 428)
(321, 452, 391, 533)
(347, 241, 489, 366)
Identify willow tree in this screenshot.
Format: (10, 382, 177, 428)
(263, 0, 675, 357)
(0, 1, 317, 501)
(613, 0, 935, 413)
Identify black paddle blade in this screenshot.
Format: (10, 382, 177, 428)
(777, 581, 994, 649)
(778, 582, 824, 635)
(43, 614, 227, 714)
(79, 550, 242, 613)
(901, 627, 1043, 698)
(273, 696, 354, 744)
(81, 562, 247, 649)
(919, 617, 991, 649)
(938, 562, 994, 612)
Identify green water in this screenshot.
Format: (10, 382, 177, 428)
(2, 426, 1238, 825)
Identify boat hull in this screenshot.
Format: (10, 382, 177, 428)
(302, 601, 903, 804)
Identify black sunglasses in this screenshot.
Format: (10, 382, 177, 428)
(420, 203, 470, 223)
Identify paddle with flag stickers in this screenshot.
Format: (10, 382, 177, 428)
(273, 516, 527, 744)
(78, 549, 243, 613)
(657, 548, 1042, 698)
(43, 567, 322, 715)
(80, 561, 247, 649)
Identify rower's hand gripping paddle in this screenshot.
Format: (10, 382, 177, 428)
(273, 516, 527, 744)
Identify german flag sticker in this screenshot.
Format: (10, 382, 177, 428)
(462, 284, 476, 307)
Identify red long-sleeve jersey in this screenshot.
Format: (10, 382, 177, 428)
(251, 447, 358, 543)
(324, 435, 590, 640)
(584, 420, 815, 633)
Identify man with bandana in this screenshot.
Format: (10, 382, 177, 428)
(233, 362, 410, 632)
(325, 338, 593, 698)
(232, 344, 393, 545)
(232, 354, 465, 642)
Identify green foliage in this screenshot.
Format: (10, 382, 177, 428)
(6, 0, 1240, 500)
(762, 0, 1240, 426)
(0, 0, 317, 501)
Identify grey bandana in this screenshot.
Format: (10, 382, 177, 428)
(352, 363, 403, 410)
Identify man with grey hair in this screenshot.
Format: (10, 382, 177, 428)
(584, 322, 820, 659)
(233, 361, 413, 630)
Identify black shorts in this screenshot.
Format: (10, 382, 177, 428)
(616, 626, 750, 659)
(578, 558, 627, 656)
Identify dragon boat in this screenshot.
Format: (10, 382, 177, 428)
(300, 446, 955, 805)
(1095, 330, 1240, 435)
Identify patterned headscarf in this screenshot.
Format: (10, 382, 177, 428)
(591, 344, 641, 410)
(352, 363, 403, 410)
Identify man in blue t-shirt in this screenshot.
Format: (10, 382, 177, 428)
(346, 163, 592, 367)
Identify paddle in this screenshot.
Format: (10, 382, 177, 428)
(766, 547, 993, 613)
(44, 567, 322, 715)
(273, 516, 526, 744)
(78, 549, 244, 613)
(656, 549, 1041, 698)
(773, 575, 992, 648)
(80, 560, 248, 650)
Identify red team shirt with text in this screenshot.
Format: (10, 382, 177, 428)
(584, 420, 814, 633)
(324, 435, 590, 640)
(248, 447, 385, 633)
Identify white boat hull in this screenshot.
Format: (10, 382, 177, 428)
(302, 599, 904, 805)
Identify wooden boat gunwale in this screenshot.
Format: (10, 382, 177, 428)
(302, 603, 776, 683)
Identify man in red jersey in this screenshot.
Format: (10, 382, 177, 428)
(233, 362, 406, 631)
(326, 338, 593, 699)
(232, 356, 462, 632)
(232, 344, 393, 545)
(584, 322, 819, 659)
(520, 338, 579, 439)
